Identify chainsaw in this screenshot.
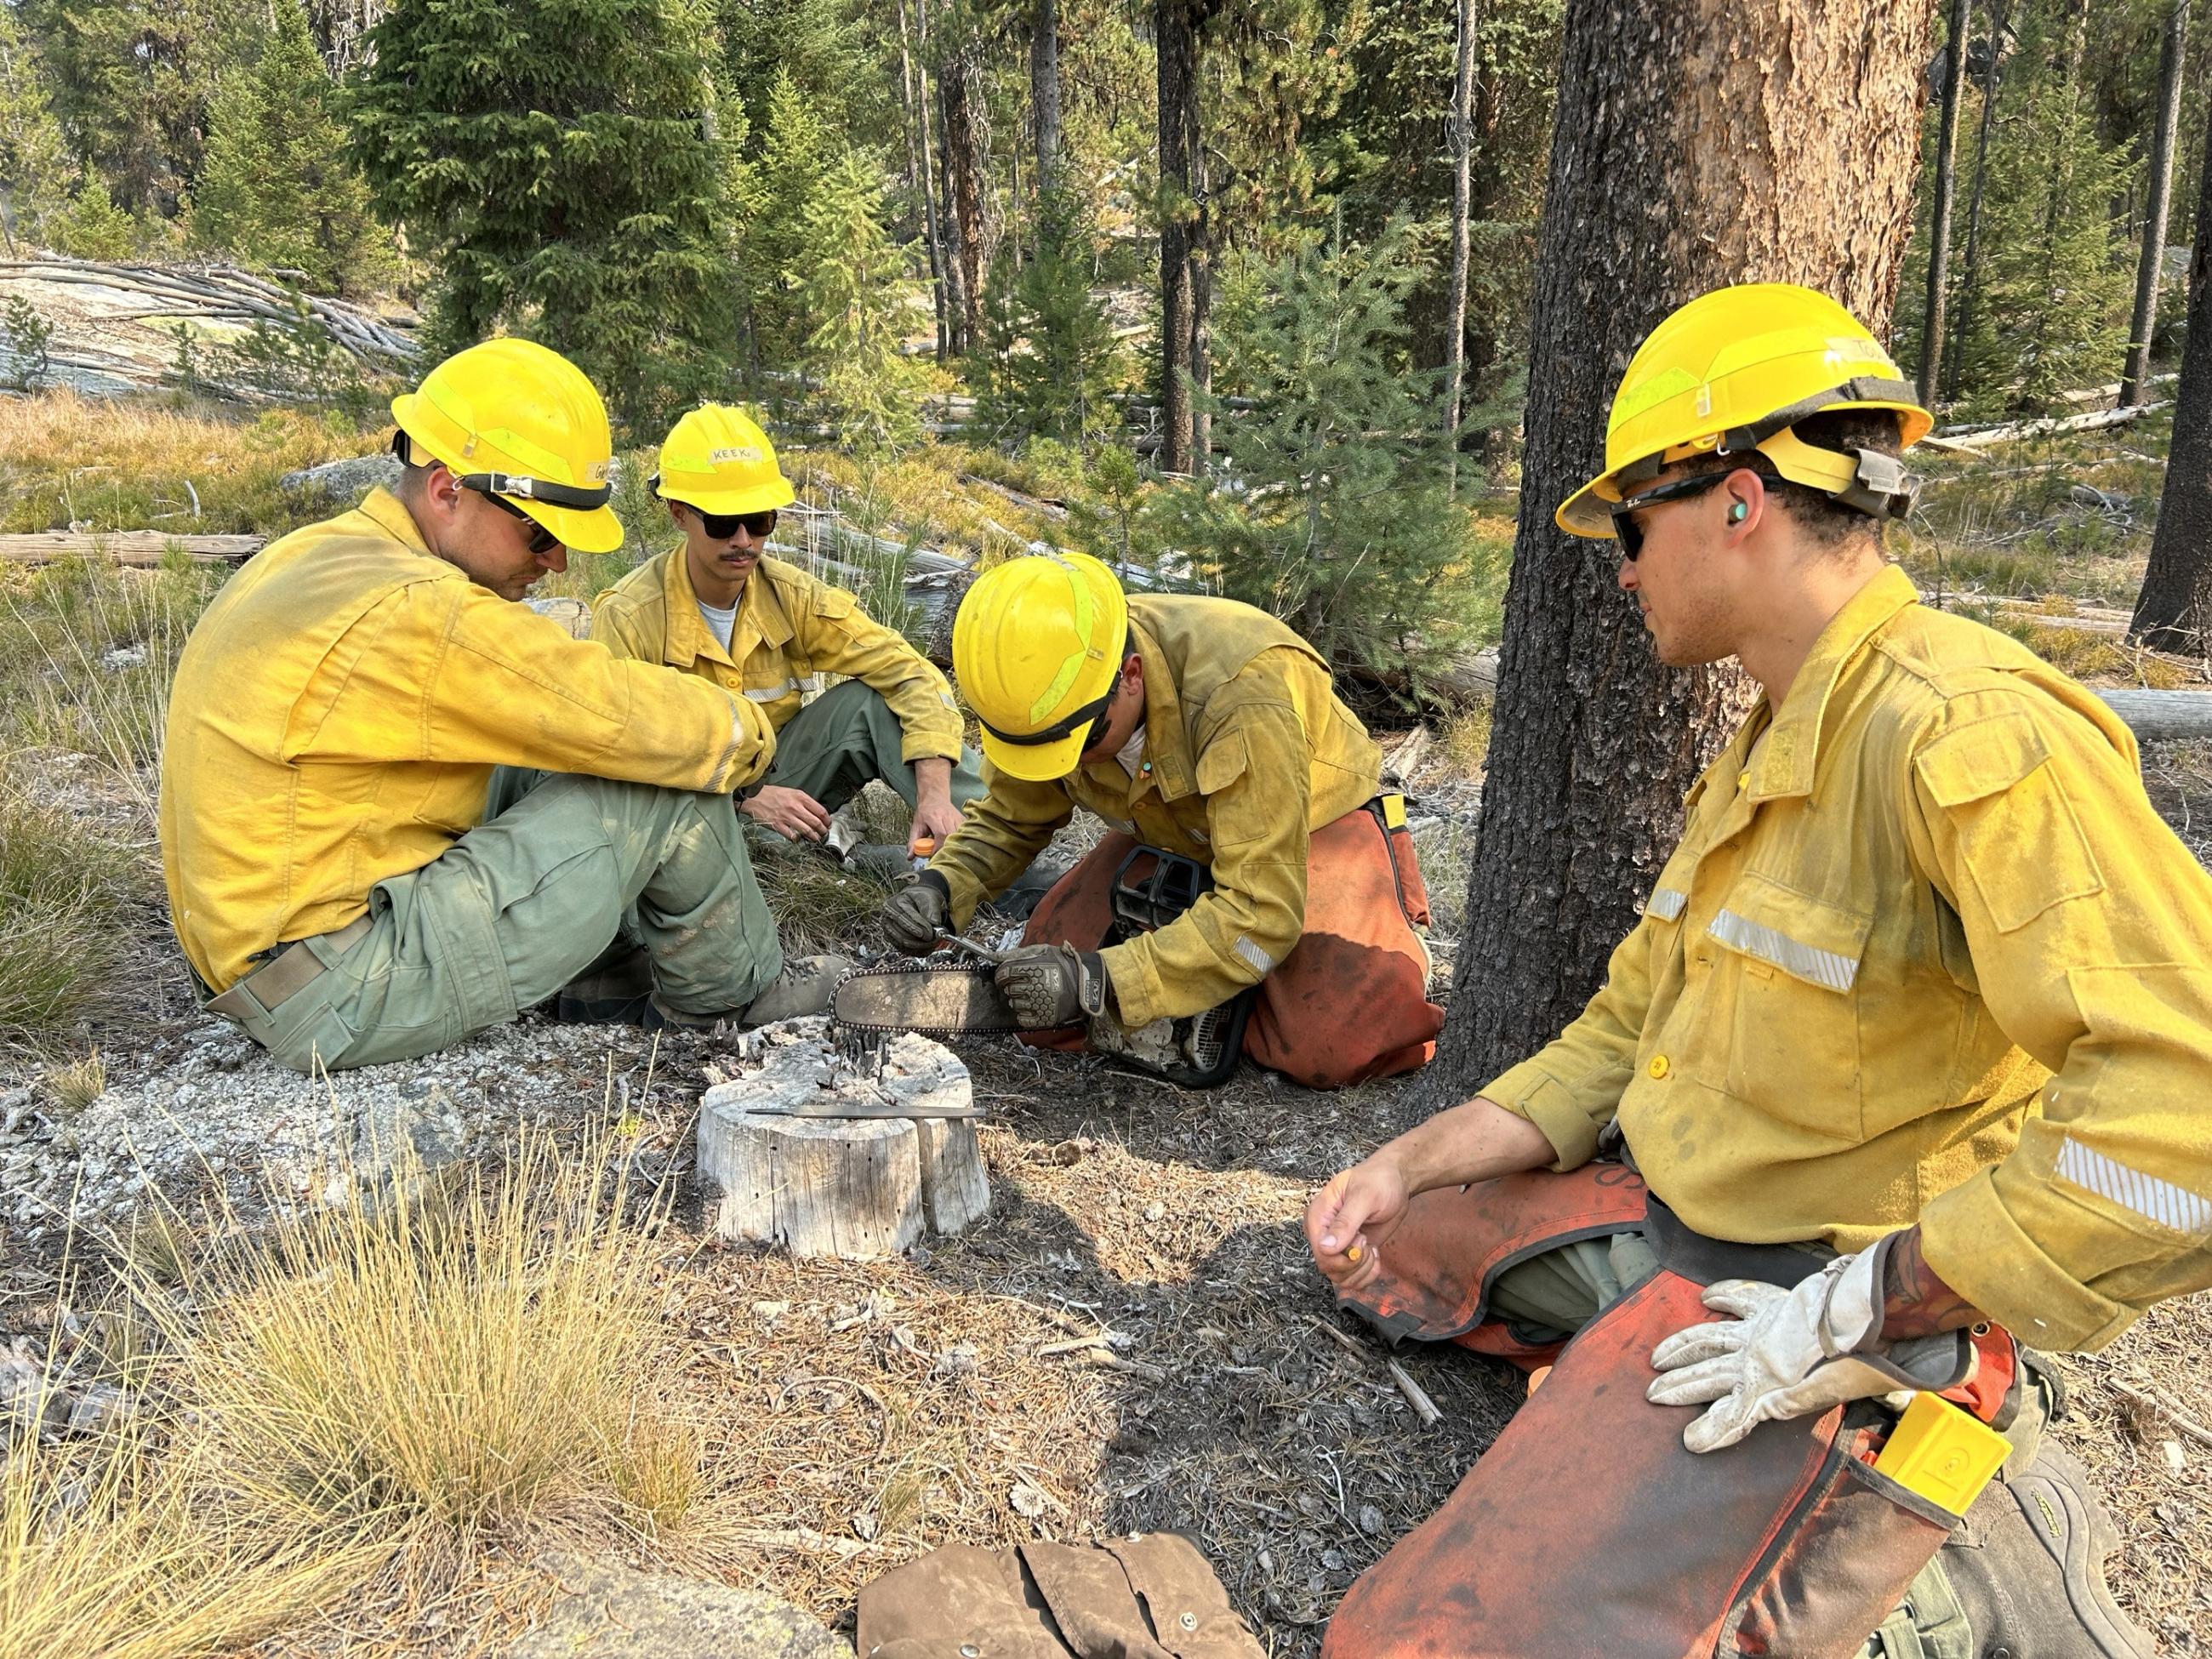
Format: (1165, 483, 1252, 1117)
(832, 848, 1257, 1088)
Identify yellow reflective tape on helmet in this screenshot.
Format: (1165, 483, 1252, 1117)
(1026, 556, 1097, 726)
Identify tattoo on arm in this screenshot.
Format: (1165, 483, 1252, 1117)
(1878, 1226, 1985, 1340)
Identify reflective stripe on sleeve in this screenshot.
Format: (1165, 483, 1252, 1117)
(1233, 936, 1274, 975)
(2055, 1136, 2212, 1236)
(743, 677, 806, 702)
(1707, 908, 1859, 992)
(1648, 888, 1688, 921)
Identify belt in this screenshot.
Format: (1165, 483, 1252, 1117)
(204, 914, 373, 1020)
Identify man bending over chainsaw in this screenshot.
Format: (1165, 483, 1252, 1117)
(875, 550, 1442, 1090)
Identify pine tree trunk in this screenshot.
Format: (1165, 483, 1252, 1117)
(2131, 115, 2212, 650)
(898, 0, 952, 362)
(1941, 3, 2006, 402)
(939, 42, 996, 353)
(1156, 0, 1202, 476)
(1420, 0, 1931, 1109)
(1920, 0, 1973, 408)
(1442, 0, 1477, 486)
(1032, 0, 1062, 189)
(2124, 0, 2189, 405)
(1189, 110, 1212, 475)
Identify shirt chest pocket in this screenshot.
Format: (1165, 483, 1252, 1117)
(1701, 870, 1874, 1142)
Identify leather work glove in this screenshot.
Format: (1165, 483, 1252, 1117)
(882, 870, 953, 955)
(1645, 1235, 1970, 1455)
(994, 943, 1110, 1029)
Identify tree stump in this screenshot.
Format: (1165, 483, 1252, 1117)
(695, 1019, 989, 1259)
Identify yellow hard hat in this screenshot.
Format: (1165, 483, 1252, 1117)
(652, 404, 796, 517)
(955, 551, 1129, 782)
(391, 338, 623, 555)
(1558, 282, 1932, 539)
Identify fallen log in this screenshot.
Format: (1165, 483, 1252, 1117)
(0, 531, 261, 565)
(1930, 402, 2168, 453)
(2094, 690, 2212, 744)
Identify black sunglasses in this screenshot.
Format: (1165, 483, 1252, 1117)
(1608, 470, 1733, 562)
(481, 490, 562, 557)
(695, 507, 778, 541)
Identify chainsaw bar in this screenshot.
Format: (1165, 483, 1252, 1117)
(832, 961, 1023, 1035)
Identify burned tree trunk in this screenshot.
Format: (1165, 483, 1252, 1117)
(1156, 0, 1207, 476)
(898, 0, 952, 362)
(1422, 0, 1932, 1106)
(938, 37, 996, 352)
(1920, 0, 1972, 408)
(2131, 113, 2212, 652)
(2123, 0, 2189, 407)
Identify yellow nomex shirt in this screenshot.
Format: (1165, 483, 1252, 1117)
(159, 489, 774, 992)
(1481, 566, 2212, 1352)
(928, 594, 1383, 1028)
(590, 547, 965, 764)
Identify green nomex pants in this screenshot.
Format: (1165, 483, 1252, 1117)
(226, 769, 783, 1073)
(763, 679, 983, 818)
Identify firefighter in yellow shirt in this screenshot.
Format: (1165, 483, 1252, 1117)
(1307, 286, 2194, 1656)
(591, 406, 982, 858)
(159, 340, 840, 1074)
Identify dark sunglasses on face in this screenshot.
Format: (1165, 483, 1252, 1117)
(696, 507, 778, 541)
(482, 490, 562, 557)
(1607, 470, 1738, 562)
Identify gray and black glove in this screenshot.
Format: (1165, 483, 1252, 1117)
(995, 943, 1110, 1029)
(882, 870, 953, 955)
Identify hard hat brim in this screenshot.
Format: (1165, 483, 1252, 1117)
(525, 499, 624, 556)
(657, 476, 799, 516)
(979, 721, 1093, 784)
(1555, 391, 1936, 541)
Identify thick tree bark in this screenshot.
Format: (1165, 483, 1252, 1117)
(1941, 3, 2006, 402)
(897, 0, 951, 362)
(938, 41, 997, 354)
(2123, 0, 2189, 406)
(1032, 0, 1063, 189)
(1920, 0, 1972, 408)
(1421, 0, 1932, 1109)
(1156, 0, 1206, 475)
(1443, 0, 1477, 484)
(2131, 115, 2212, 651)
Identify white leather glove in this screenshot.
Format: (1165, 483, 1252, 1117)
(1646, 1236, 1969, 1454)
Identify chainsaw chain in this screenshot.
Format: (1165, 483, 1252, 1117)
(831, 960, 1003, 1037)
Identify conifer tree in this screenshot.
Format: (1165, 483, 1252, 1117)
(738, 71, 835, 389)
(1149, 220, 1497, 698)
(972, 186, 1126, 446)
(0, 6, 74, 249)
(50, 171, 140, 260)
(795, 150, 928, 450)
(351, 0, 738, 430)
(192, 0, 396, 295)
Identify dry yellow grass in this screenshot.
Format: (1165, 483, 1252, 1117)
(162, 1126, 703, 1593)
(0, 1396, 373, 1659)
(0, 389, 370, 536)
(2007, 621, 2194, 689)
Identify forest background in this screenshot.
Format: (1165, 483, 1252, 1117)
(1, 0, 2199, 698)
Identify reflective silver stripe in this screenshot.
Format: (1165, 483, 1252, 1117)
(1233, 936, 1274, 975)
(1647, 888, 1687, 921)
(1707, 909, 1858, 992)
(2055, 1136, 2212, 1235)
(743, 678, 805, 702)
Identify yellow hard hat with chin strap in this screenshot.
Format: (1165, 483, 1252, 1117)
(1558, 283, 1931, 540)
(954, 551, 1129, 783)
(652, 404, 796, 517)
(390, 337, 623, 555)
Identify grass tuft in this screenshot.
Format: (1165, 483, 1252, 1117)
(43, 1052, 106, 1114)
(161, 1126, 700, 1590)
(0, 778, 140, 1047)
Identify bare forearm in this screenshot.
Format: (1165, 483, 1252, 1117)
(1381, 1096, 1556, 1195)
(913, 755, 953, 804)
(1878, 1226, 1985, 1340)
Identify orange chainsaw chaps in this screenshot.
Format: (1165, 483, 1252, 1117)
(1018, 807, 1442, 1089)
